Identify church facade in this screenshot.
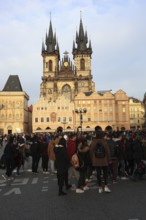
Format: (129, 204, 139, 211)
(33, 18, 130, 133)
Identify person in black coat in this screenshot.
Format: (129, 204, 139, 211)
(54, 137, 70, 196)
(40, 138, 49, 174)
(30, 135, 41, 174)
(2, 135, 16, 180)
(132, 136, 144, 179)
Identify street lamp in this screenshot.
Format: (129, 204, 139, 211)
(75, 108, 87, 135)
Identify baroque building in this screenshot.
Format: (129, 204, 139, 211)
(0, 75, 32, 134)
(129, 97, 144, 130)
(142, 93, 146, 129)
(33, 18, 130, 133)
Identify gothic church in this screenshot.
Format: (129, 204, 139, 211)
(33, 18, 130, 133)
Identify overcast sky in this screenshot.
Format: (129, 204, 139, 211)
(0, 0, 146, 105)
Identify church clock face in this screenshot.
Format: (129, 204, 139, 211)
(64, 61, 69, 67)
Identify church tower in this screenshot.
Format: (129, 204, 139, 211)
(72, 18, 94, 92)
(40, 20, 60, 100)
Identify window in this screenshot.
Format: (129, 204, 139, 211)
(80, 58, 85, 70)
(69, 117, 72, 122)
(41, 117, 44, 122)
(16, 114, 19, 120)
(49, 60, 53, 71)
(94, 100, 97, 104)
(58, 117, 61, 122)
(122, 107, 126, 113)
(94, 115, 98, 121)
(46, 117, 49, 122)
(123, 115, 126, 121)
(99, 116, 102, 122)
(88, 118, 91, 122)
(62, 84, 71, 100)
(105, 115, 108, 121)
(109, 115, 113, 121)
(94, 107, 97, 111)
(35, 117, 38, 122)
(63, 117, 66, 122)
(110, 107, 112, 112)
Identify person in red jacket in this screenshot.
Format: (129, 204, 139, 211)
(67, 133, 79, 188)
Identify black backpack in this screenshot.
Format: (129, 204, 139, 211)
(94, 142, 105, 158)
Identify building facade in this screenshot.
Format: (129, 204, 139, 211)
(129, 97, 145, 130)
(33, 19, 130, 133)
(143, 93, 146, 129)
(0, 75, 32, 135)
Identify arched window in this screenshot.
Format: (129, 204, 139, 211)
(80, 58, 85, 70)
(49, 60, 53, 71)
(62, 84, 71, 100)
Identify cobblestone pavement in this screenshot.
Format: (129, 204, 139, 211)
(0, 145, 146, 220)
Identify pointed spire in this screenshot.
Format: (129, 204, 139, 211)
(54, 32, 56, 45)
(45, 18, 59, 56)
(45, 32, 48, 45)
(74, 17, 88, 51)
(73, 40, 75, 50)
(48, 20, 53, 43)
(85, 30, 88, 43)
(76, 31, 79, 44)
(79, 18, 84, 41)
(42, 40, 45, 53)
(89, 39, 92, 49)
(56, 40, 59, 51)
(73, 16, 92, 55)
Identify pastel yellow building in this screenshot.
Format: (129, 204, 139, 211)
(0, 75, 32, 135)
(129, 97, 144, 130)
(33, 19, 130, 133)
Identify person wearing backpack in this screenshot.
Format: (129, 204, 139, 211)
(90, 130, 111, 193)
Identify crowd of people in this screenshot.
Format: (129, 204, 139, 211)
(0, 129, 146, 196)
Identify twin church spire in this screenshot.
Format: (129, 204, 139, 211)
(42, 20, 60, 59)
(41, 17, 92, 57)
(73, 18, 92, 53)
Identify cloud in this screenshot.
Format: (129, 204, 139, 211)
(0, 0, 146, 104)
